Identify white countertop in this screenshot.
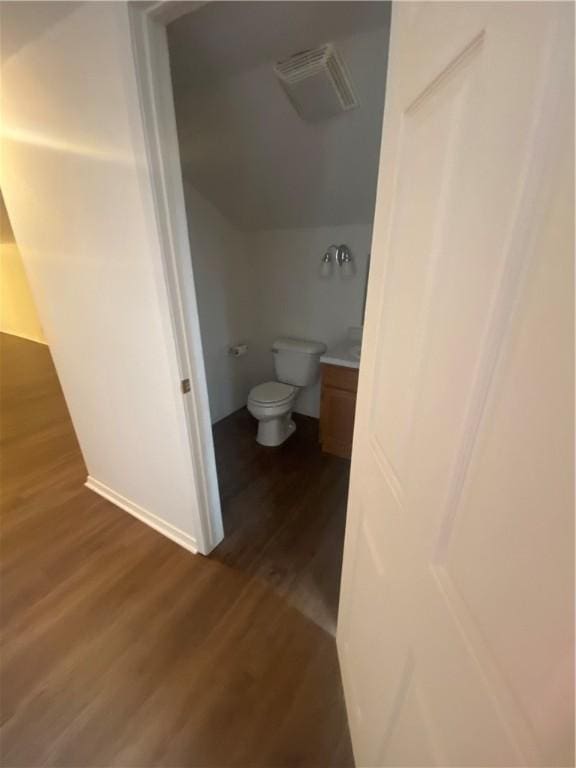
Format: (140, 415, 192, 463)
(320, 340, 362, 370)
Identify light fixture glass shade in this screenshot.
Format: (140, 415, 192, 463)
(320, 251, 333, 278)
(341, 258, 355, 278)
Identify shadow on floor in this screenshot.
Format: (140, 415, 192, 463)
(210, 408, 351, 635)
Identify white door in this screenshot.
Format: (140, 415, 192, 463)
(338, 3, 574, 766)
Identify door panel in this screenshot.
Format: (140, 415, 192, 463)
(338, 3, 574, 766)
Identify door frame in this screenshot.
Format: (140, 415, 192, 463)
(128, 0, 223, 555)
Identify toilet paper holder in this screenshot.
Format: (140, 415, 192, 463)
(228, 344, 248, 357)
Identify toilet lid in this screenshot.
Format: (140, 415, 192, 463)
(249, 381, 295, 405)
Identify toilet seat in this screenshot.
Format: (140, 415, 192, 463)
(248, 381, 296, 406)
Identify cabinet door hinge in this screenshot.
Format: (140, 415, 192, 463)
(181, 378, 191, 394)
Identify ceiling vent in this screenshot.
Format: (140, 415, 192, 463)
(274, 43, 359, 122)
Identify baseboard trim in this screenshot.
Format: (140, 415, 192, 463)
(85, 476, 198, 555)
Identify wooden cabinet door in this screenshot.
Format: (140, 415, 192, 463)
(320, 384, 357, 459)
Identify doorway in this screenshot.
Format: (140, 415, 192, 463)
(134, 1, 390, 630)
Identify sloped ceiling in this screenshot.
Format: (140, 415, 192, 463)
(168, 2, 391, 231)
(0, 1, 75, 64)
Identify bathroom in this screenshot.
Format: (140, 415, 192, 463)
(167, 1, 390, 631)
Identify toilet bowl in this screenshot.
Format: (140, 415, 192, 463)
(247, 337, 326, 447)
(247, 381, 297, 447)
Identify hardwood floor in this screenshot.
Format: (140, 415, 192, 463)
(0, 333, 354, 767)
(211, 408, 350, 635)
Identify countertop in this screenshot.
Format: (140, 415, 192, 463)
(320, 340, 361, 370)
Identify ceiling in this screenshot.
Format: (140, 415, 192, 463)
(0, 1, 76, 64)
(168, 2, 391, 231)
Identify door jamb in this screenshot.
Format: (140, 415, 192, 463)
(128, 0, 223, 555)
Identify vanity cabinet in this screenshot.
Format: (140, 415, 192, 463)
(319, 364, 359, 459)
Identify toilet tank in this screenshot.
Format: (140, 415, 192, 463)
(272, 337, 327, 386)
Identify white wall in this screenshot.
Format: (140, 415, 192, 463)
(183, 199, 371, 421)
(184, 182, 265, 423)
(1, 3, 206, 551)
(252, 225, 371, 417)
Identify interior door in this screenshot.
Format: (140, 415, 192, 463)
(337, 3, 574, 766)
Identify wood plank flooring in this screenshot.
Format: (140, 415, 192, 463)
(0, 333, 354, 767)
(211, 408, 350, 635)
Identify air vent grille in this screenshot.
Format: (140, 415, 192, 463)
(275, 48, 328, 80)
(274, 43, 359, 121)
(325, 50, 357, 110)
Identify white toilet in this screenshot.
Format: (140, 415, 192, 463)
(247, 337, 326, 447)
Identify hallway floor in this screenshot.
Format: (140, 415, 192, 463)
(0, 333, 354, 767)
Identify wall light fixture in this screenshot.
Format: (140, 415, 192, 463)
(320, 244, 355, 278)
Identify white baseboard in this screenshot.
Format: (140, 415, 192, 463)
(85, 476, 198, 555)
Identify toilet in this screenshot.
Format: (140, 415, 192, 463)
(247, 337, 326, 446)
